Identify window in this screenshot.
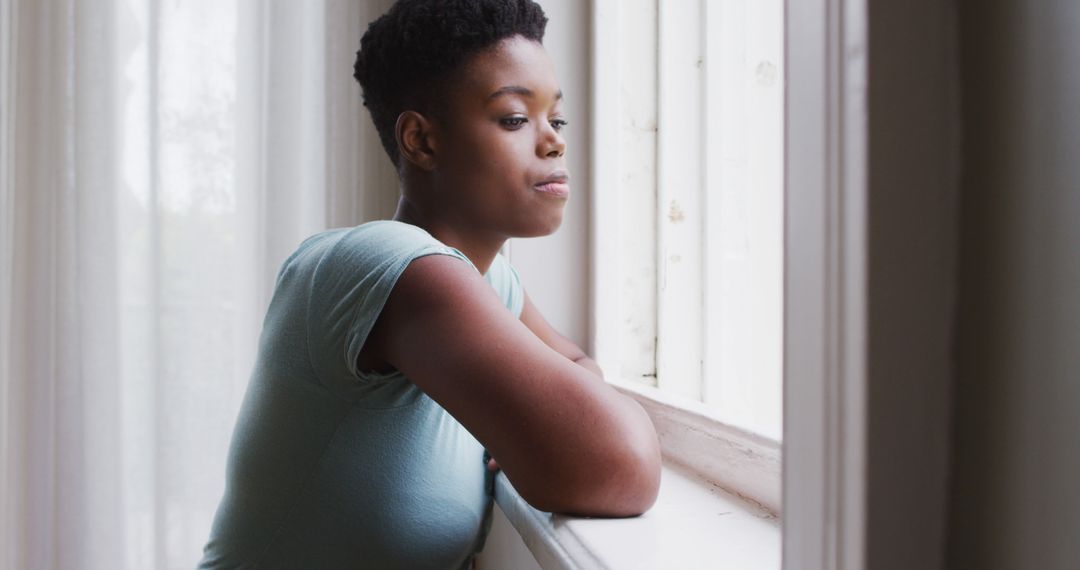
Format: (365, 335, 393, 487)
(591, 0, 784, 441)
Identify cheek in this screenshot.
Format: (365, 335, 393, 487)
(437, 124, 545, 226)
(453, 131, 530, 186)
(475, 139, 524, 181)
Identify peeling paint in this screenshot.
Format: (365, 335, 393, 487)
(668, 200, 685, 223)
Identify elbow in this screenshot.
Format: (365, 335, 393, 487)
(607, 399, 663, 516)
(544, 440, 661, 518)
(597, 438, 662, 517)
(527, 407, 663, 517)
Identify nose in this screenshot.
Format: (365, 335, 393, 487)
(539, 123, 566, 158)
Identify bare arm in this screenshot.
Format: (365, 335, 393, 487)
(519, 292, 604, 378)
(365, 255, 661, 517)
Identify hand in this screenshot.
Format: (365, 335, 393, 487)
(486, 456, 501, 472)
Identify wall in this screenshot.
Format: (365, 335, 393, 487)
(864, 0, 960, 567)
(948, 0, 1080, 567)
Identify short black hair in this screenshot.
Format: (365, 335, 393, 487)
(353, 0, 548, 169)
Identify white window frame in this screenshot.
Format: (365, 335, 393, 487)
(591, 0, 874, 567)
(782, 0, 869, 565)
(653, 0, 705, 402)
(588, 0, 658, 388)
(480, 0, 873, 539)
(588, 0, 786, 513)
(590, 0, 784, 438)
(702, 0, 785, 439)
(783, 0, 957, 566)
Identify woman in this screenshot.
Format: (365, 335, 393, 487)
(199, 1, 660, 567)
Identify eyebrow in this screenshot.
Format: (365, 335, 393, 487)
(487, 85, 564, 102)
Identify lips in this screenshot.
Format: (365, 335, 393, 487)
(534, 171, 570, 198)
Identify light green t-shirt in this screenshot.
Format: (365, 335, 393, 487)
(199, 220, 524, 569)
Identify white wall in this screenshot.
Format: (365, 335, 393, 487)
(948, 0, 1080, 567)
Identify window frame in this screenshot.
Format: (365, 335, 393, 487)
(588, 0, 785, 513)
(589, 0, 784, 438)
(590, 0, 873, 566)
(781, 0, 869, 566)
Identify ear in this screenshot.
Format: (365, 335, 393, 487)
(395, 111, 438, 171)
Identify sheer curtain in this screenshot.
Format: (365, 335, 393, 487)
(0, 0, 395, 567)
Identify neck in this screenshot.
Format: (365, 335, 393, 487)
(392, 196, 505, 275)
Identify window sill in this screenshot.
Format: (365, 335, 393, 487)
(491, 464, 780, 569)
(607, 377, 781, 514)
(487, 378, 781, 569)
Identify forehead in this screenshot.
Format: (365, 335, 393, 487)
(453, 36, 561, 104)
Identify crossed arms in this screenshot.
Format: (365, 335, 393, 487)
(362, 254, 662, 517)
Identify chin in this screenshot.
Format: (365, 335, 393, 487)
(512, 210, 564, 238)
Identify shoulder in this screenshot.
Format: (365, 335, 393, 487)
(298, 222, 477, 388)
(333, 220, 468, 265)
(302, 220, 479, 313)
(298, 221, 473, 281)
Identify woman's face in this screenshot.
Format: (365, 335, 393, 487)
(430, 35, 569, 238)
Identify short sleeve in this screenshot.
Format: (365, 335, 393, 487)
(303, 221, 472, 399)
(483, 253, 525, 318)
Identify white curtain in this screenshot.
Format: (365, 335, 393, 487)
(0, 0, 396, 567)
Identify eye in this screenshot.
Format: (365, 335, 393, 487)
(550, 118, 569, 132)
(500, 116, 528, 129)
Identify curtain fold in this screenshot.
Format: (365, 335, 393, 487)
(0, 1, 396, 567)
